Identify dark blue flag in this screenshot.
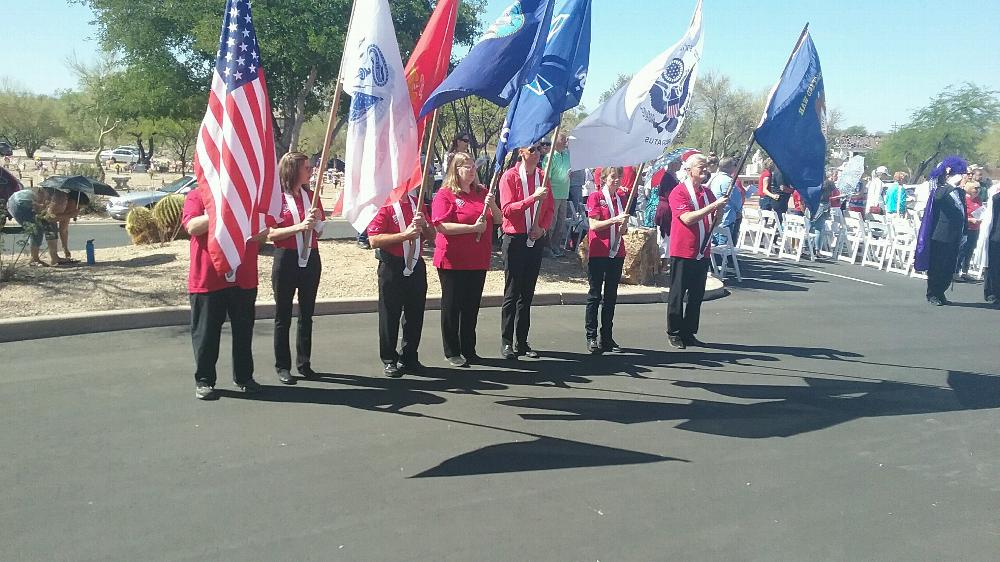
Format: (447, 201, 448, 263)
(754, 30, 827, 214)
(494, 0, 591, 171)
(418, 0, 555, 119)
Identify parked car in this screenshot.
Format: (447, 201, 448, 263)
(0, 141, 12, 157)
(99, 146, 141, 164)
(106, 175, 197, 220)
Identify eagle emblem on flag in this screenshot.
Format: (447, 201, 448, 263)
(645, 57, 694, 134)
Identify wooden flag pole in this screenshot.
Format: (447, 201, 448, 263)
(697, 22, 810, 259)
(624, 161, 647, 214)
(414, 109, 441, 207)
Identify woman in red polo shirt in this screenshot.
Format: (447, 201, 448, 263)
(498, 144, 554, 360)
(266, 152, 325, 384)
(585, 167, 630, 354)
(432, 152, 501, 367)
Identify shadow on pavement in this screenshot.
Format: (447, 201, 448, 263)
(412, 435, 686, 478)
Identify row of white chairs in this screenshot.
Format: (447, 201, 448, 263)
(724, 207, 986, 282)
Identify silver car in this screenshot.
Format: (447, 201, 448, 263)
(107, 175, 197, 220)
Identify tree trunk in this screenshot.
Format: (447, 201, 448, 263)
(94, 117, 121, 182)
(287, 66, 318, 153)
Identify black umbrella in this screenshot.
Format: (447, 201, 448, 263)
(39, 175, 119, 197)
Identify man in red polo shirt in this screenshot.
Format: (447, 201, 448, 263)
(368, 188, 436, 377)
(183, 187, 270, 400)
(666, 153, 728, 349)
(498, 143, 555, 359)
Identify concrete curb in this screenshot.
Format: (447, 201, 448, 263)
(0, 281, 726, 343)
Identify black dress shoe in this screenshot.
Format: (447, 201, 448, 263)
(384, 363, 402, 378)
(668, 335, 686, 350)
(601, 338, 622, 353)
(400, 361, 425, 375)
(928, 296, 944, 306)
(500, 344, 517, 360)
(237, 379, 263, 393)
(277, 369, 296, 385)
(516, 343, 539, 358)
(465, 353, 483, 364)
(986, 295, 998, 305)
(446, 355, 468, 367)
(587, 338, 601, 354)
(682, 335, 706, 347)
(297, 365, 317, 379)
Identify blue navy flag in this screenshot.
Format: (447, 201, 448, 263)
(494, 0, 591, 171)
(418, 0, 555, 119)
(754, 29, 827, 214)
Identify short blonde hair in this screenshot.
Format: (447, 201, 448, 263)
(601, 166, 623, 184)
(279, 152, 310, 193)
(893, 171, 908, 183)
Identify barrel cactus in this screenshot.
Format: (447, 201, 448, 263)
(125, 206, 159, 245)
(152, 194, 186, 240)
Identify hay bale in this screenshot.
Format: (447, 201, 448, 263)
(620, 227, 659, 285)
(576, 226, 660, 286)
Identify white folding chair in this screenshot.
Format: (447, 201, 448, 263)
(861, 217, 891, 269)
(838, 216, 866, 264)
(777, 214, 815, 262)
(885, 217, 916, 275)
(738, 207, 763, 253)
(710, 226, 742, 282)
(757, 209, 780, 256)
(819, 208, 848, 260)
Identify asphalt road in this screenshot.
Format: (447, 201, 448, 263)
(1, 221, 131, 254)
(2, 256, 998, 560)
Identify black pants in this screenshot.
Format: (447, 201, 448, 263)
(377, 253, 427, 365)
(272, 248, 321, 372)
(190, 287, 257, 386)
(926, 240, 960, 300)
(438, 268, 487, 359)
(586, 256, 624, 340)
(501, 234, 543, 346)
(667, 256, 710, 337)
(985, 240, 1000, 300)
(957, 230, 980, 274)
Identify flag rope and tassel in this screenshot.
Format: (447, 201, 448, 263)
(623, 161, 648, 214)
(697, 22, 809, 258)
(305, 0, 360, 260)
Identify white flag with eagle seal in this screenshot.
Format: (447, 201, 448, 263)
(568, 0, 702, 168)
(339, 0, 420, 231)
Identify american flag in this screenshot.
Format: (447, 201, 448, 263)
(194, 0, 281, 277)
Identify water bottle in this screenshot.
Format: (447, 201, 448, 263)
(86, 240, 95, 265)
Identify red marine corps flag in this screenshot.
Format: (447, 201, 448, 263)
(395, 0, 460, 201)
(194, 0, 282, 277)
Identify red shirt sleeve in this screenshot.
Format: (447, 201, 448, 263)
(431, 189, 455, 226)
(500, 168, 536, 218)
(670, 186, 694, 215)
(181, 189, 205, 228)
(536, 181, 556, 230)
(586, 191, 606, 220)
(367, 205, 394, 236)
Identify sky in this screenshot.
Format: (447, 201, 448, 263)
(3, 0, 999, 133)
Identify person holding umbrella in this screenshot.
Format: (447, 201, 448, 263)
(5, 188, 64, 266)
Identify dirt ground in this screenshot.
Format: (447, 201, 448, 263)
(0, 239, 659, 320)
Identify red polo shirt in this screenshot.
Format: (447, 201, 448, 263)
(431, 186, 493, 270)
(367, 195, 431, 257)
(182, 189, 260, 293)
(668, 180, 717, 260)
(499, 163, 555, 235)
(586, 189, 627, 259)
(268, 187, 325, 250)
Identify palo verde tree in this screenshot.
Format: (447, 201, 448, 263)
(78, 0, 485, 156)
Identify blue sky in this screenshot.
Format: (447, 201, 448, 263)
(3, 0, 999, 133)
